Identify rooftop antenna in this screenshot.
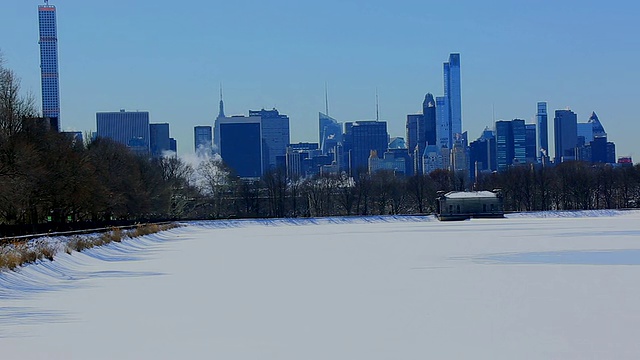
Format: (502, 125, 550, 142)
(324, 82, 329, 116)
(217, 82, 226, 118)
(375, 88, 380, 121)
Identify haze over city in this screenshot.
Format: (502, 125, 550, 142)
(1, 0, 639, 157)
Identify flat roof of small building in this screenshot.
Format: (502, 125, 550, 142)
(444, 191, 498, 199)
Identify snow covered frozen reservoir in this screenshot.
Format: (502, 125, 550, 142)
(2, 211, 640, 359)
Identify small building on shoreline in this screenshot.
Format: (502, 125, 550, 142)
(436, 191, 504, 221)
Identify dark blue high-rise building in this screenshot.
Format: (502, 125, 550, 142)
(554, 109, 578, 163)
(218, 116, 263, 178)
(420, 93, 438, 148)
(38, 3, 60, 131)
(495, 121, 513, 172)
(344, 121, 388, 175)
(525, 124, 537, 163)
(589, 137, 616, 164)
(495, 119, 537, 171)
(405, 114, 420, 154)
(469, 128, 496, 179)
(150, 123, 171, 158)
(512, 119, 527, 165)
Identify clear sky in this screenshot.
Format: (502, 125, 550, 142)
(1, 0, 639, 158)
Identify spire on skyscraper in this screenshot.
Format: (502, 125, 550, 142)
(325, 82, 329, 116)
(218, 83, 225, 118)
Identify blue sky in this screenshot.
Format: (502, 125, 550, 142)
(1, 0, 639, 158)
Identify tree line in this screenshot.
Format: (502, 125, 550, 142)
(2, 55, 640, 235)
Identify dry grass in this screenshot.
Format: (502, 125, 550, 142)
(0, 240, 58, 270)
(2, 223, 180, 271)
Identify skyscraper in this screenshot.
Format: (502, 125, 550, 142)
(405, 114, 420, 153)
(469, 129, 496, 181)
(250, 108, 290, 172)
(194, 125, 213, 157)
(536, 102, 548, 160)
(444, 53, 462, 147)
(38, 2, 60, 131)
(512, 119, 527, 165)
(344, 121, 388, 175)
(217, 115, 263, 178)
(96, 110, 150, 155)
(150, 123, 171, 158)
(525, 124, 537, 163)
(421, 93, 438, 147)
(406, 93, 437, 175)
(495, 120, 513, 172)
(319, 112, 342, 155)
(554, 109, 578, 163)
(436, 95, 450, 149)
(589, 112, 606, 138)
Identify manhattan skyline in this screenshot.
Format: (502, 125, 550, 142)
(1, 0, 639, 157)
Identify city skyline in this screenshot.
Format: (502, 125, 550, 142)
(1, 1, 638, 157)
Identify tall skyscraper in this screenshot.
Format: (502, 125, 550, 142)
(536, 102, 548, 160)
(421, 93, 438, 147)
(344, 121, 388, 175)
(96, 110, 150, 155)
(250, 108, 290, 172)
(38, 2, 60, 131)
(150, 123, 171, 158)
(444, 53, 462, 147)
(216, 108, 290, 177)
(406, 93, 437, 175)
(194, 125, 213, 157)
(436, 95, 450, 149)
(554, 109, 578, 163)
(217, 115, 263, 178)
(525, 124, 537, 163)
(319, 112, 342, 155)
(405, 114, 420, 153)
(495, 120, 513, 172)
(512, 119, 527, 165)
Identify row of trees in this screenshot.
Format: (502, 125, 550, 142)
(3, 54, 640, 233)
(190, 162, 640, 220)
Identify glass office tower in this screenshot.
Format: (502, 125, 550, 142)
(536, 102, 548, 160)
(444, 53, 462, 147)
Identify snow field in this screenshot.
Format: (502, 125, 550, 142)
(1, 211, 640, 359)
